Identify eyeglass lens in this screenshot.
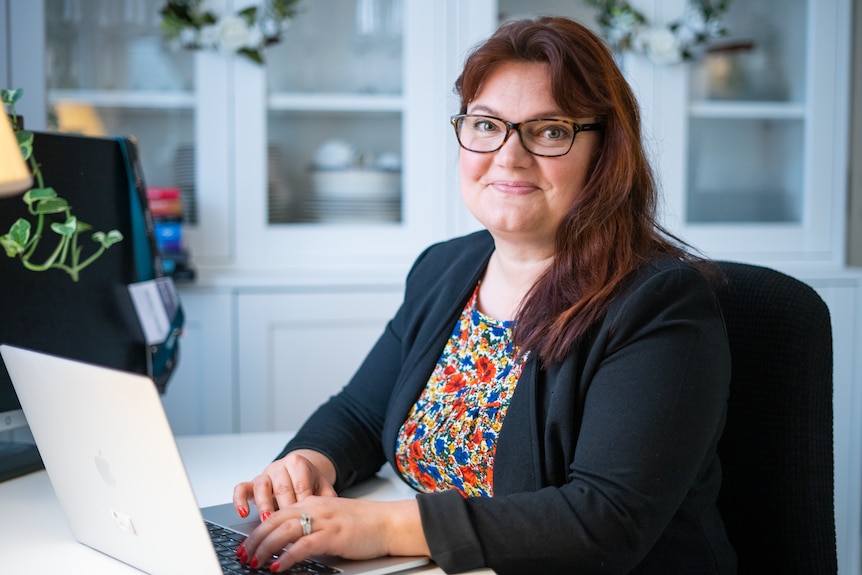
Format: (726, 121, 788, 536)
(453, 115, 580, 157)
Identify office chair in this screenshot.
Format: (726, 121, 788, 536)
(713, 261, 837, 574)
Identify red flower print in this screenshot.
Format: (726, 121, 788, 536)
(444, 373, 466, 394)
(420, 472, 438, 491)
(475, 356, 496, 382)
(472, 426, 483, 446)
(461, 465, 477, 486)
(409, 441, 424, 461)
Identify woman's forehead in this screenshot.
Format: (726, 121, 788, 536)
(467, 62, 563, 118)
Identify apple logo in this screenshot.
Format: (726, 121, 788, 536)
(94, 450, 116, 487)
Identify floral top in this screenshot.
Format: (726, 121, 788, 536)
(394, 283, 527, 497)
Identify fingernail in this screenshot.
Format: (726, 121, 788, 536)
(237, 506, 249, 518)
(236, 544, 246, 561)
(260, 511, 271, 522)
(250, 556, 259, 569)
(270, 561, 280, 572)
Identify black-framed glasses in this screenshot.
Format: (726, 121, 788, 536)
(450, 114, 603, 157)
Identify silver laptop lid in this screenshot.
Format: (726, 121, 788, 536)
(1, 344, 223, 575)
(2, 344, 430, 575)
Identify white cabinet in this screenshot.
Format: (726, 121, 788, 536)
(163, 285, 403, 436)
(621, 0, 852, 266)
(10, 0, 492, 272)
(236, 288, 402, 431)
(161, 288, 235, 435)
(811, 276, 862, 575)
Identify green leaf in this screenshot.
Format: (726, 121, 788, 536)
(0, 219, 30, 256)
(23, 187, 57, 206)
(93, 229, 124, 248)
(0, 88, 23, 106)
(75, 220, 93, 232)
(238, 47, 264, 64)
(238, 6, 257, 25)
(7, 218, 31, 246)
(33, 197, 69, 215)
(0, 234, 24, 257)
(51, 216, 77, 238)
(16, 129, 34, 161)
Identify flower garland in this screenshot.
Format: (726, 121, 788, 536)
(160, 0, 302, 64)
(584, 0, 730, 65)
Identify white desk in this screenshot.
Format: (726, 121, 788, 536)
(0, 432, 493, 574)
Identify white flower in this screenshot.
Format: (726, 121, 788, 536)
(246, 26, 264, 48)
(636, 27, 683, 65)
(680, 5, 707, 35)
(179, 26, 199, 48)
(588, 0, 729, 65)
(216, 14, 253, 53)
(259, 16, 282, 39)
(198, 24, 220, 49)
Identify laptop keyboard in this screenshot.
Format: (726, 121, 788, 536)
(207, 521, 341, 574)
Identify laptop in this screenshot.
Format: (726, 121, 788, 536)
(0, 344, 430, 575)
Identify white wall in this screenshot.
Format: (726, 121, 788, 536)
(848, 1, 862, 268)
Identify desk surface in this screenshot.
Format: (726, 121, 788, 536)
(0, 432, 492, 574)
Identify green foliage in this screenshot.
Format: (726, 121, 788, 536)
(1, 89, 124, 282)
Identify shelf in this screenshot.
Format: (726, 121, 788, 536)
(688, 100, 806, 120)
(48, 90, 196, 109)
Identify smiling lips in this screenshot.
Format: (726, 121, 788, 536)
(490, 180, 539, 195)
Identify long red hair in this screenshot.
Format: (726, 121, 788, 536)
(455, 17, 700, 364)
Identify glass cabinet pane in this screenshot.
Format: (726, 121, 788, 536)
(265, 0, 404, 225)
(44, 0, 197, 222)
(268, 0, 403, 94)
(686, 0, 807, 225)
(266, 110, 401, 224)
(686, 117, 803, 223)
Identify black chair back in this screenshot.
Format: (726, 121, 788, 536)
(713, 261, 837, 574)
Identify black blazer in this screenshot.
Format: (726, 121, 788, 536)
(283, 230, 737, 575)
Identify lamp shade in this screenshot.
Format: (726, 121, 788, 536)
(0, 114, 32, 197)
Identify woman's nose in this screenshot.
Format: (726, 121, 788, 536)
(495, 129, 533, 166)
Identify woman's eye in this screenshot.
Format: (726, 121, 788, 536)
(474, 119, 499, 133)
(539, 125, 571, 141)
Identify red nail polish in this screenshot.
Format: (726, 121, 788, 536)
(250, 556, 259, 569)
(237, 506, 249, 518)
(236, 544, 246, 560)
(270, 560, 280, 572)
(261, 511, 271, 522)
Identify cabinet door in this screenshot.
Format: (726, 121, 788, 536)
(23, 0, 233, 263)
(237, 288, 402, 432)
(161, 289, 235, 434)
(231, 1, 473, 274)
(805, 276, 862, 575)
(624, 0, 851, 264)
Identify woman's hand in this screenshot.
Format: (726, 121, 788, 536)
(232, 449, 338, 522)
(236, 496, 430, 573)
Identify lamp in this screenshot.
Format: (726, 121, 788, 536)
(0, 112, 32, 197)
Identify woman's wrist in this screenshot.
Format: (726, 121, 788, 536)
(382, 499, 431, 557)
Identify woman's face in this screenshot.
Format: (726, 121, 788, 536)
(459, 61, 599, 251)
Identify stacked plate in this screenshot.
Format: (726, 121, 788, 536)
(306, 169, 401, 223)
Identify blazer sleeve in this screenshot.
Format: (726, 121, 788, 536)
(416, 262, 732, 575)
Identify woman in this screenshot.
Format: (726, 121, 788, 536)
(233, 17, 736, 575)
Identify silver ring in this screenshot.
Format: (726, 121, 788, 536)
(299, 513, 312, 536)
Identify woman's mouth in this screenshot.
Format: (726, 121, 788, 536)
(490, 181, 538, 195)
